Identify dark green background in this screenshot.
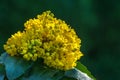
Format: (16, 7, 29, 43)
(0, 0, 120, 80)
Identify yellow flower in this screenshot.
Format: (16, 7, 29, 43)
(4, 11, 83, 70)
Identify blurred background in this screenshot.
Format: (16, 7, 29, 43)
(0, 0, 120, 80)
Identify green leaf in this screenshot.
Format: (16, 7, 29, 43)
(51, 70, 64, 80)
(22, 65, 64, 80)
(60, 77, 76, 80)
(65, 68, 93, 80)
(76, 62, 96, 80)
(22, 63, 94, 80)
(0, 53, 96, 80)
(0, 63, 5, 80)
(0, 52, 8, 63)
(1, 52, 33, 80)
(0, 52, 6, 80)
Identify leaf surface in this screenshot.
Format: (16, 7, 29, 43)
(1, 52, 33, 80)
(76, 62, 96, 80)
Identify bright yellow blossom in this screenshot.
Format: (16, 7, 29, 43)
(4, 11, 83, 70)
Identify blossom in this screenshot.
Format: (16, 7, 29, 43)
(4, 11, 83, 70)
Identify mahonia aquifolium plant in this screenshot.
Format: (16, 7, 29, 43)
(4, 11, 83, 70)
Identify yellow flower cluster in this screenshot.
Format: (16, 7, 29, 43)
(4, 11, 83, 70)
